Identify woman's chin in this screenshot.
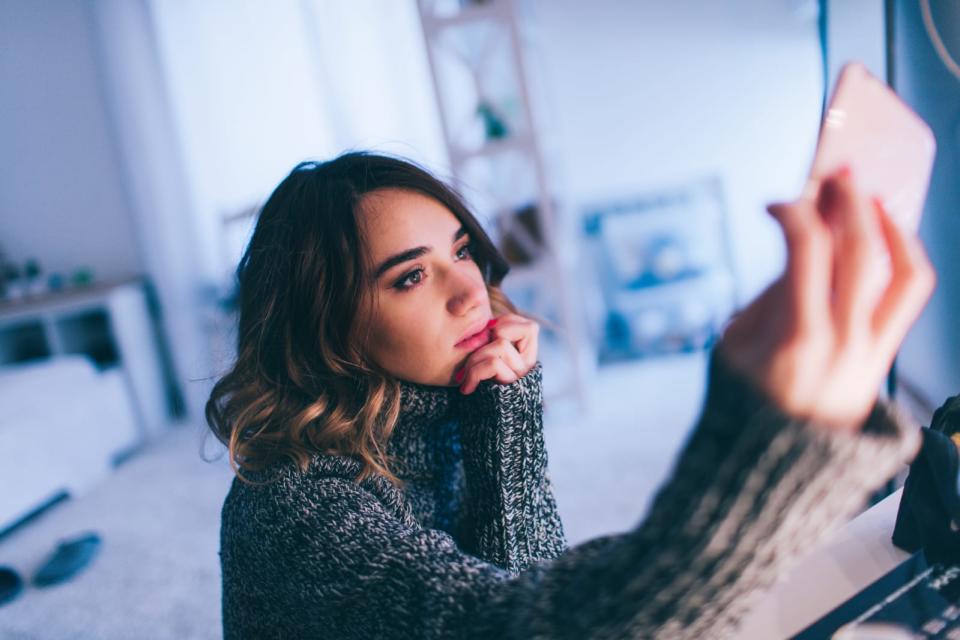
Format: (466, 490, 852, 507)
(393, 371, 459, 388)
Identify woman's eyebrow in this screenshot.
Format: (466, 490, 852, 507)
(374, 246, 429, 279)
(373, 226, 469, 279)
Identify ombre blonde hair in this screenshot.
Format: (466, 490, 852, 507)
(205, 153, 520, 487)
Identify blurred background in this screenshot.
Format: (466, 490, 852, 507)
(0, 1, 958, 637)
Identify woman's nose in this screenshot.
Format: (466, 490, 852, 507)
(446, 270, 485, 316)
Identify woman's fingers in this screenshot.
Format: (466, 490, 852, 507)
(490, 315, 539, 368)
(461, 334, 523, 371)
(871, 199, 936, 359)
(720, 168, 936, 429)
(767, 198, 832, 341)
(718, 277, 785, 370)
(456, 337, 528, 394)
(454, 313, 540, 393)
(818, 171, 886, 341)
(459, 350, 520, 394)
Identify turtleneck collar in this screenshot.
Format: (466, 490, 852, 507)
(396, 379, 456, 425)
(385, 379, 459, 482)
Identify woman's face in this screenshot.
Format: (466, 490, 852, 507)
(355, 188, 494, 386)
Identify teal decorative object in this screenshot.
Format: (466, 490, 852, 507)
(476, 102, 508, 141)
(71, 268, 94, 287)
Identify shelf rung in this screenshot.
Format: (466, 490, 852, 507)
(450, 134, 534, 165)
(421, 1, 510, 31)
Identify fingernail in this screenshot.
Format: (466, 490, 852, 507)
(837, 164, 853, 179)
(486, 318, 498, 329)
(454, 369, 464, 383)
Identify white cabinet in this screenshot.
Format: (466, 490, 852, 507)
(0, 278, 178, 440)
(0, 279, 180, 531)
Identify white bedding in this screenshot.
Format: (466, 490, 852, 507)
(0, 356, 139, 531)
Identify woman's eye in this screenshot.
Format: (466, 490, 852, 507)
(456, 243, 473, 260)
(393, 268, 424, 291)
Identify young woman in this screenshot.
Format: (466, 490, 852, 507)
(207, 152, 935, 639)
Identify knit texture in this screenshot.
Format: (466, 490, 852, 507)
(219, 351, 920, 639)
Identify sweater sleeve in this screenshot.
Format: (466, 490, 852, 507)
(453, 362, 569, 574)
(222, 348, 920, 640)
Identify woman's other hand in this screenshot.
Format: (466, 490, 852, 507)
(719, 167, 936, 431)
(455, 313, 539, 394)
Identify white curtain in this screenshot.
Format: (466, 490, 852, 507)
(148, 0, 447, 281)
(91, 0, 447, 422)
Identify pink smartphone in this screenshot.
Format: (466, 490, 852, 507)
(804, 62, 936, 233)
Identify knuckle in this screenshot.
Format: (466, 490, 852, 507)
(916, 249, 936, 282)
(900, 260, 924, 287)
(911, 259, 936, 296)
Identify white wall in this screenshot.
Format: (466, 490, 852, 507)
(524, 0, 824, 300)
(0, 0, 141, 282)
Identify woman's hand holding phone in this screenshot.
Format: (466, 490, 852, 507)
(718, 167, 935, 431)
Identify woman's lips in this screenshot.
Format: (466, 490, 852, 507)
(455, 328, 492, 351)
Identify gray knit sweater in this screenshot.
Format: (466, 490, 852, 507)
(219, 350, 919, 639)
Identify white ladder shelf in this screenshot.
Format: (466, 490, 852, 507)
(416, 0, 589, 408)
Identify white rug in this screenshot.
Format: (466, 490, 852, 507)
(0, 425, 233, 640)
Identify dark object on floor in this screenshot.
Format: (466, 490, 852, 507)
(32, 532, 102, 587)
(893, 393, 960, 564)
(0, 566, 23, 606)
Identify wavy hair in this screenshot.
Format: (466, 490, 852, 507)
(205, 152, 518, 486)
